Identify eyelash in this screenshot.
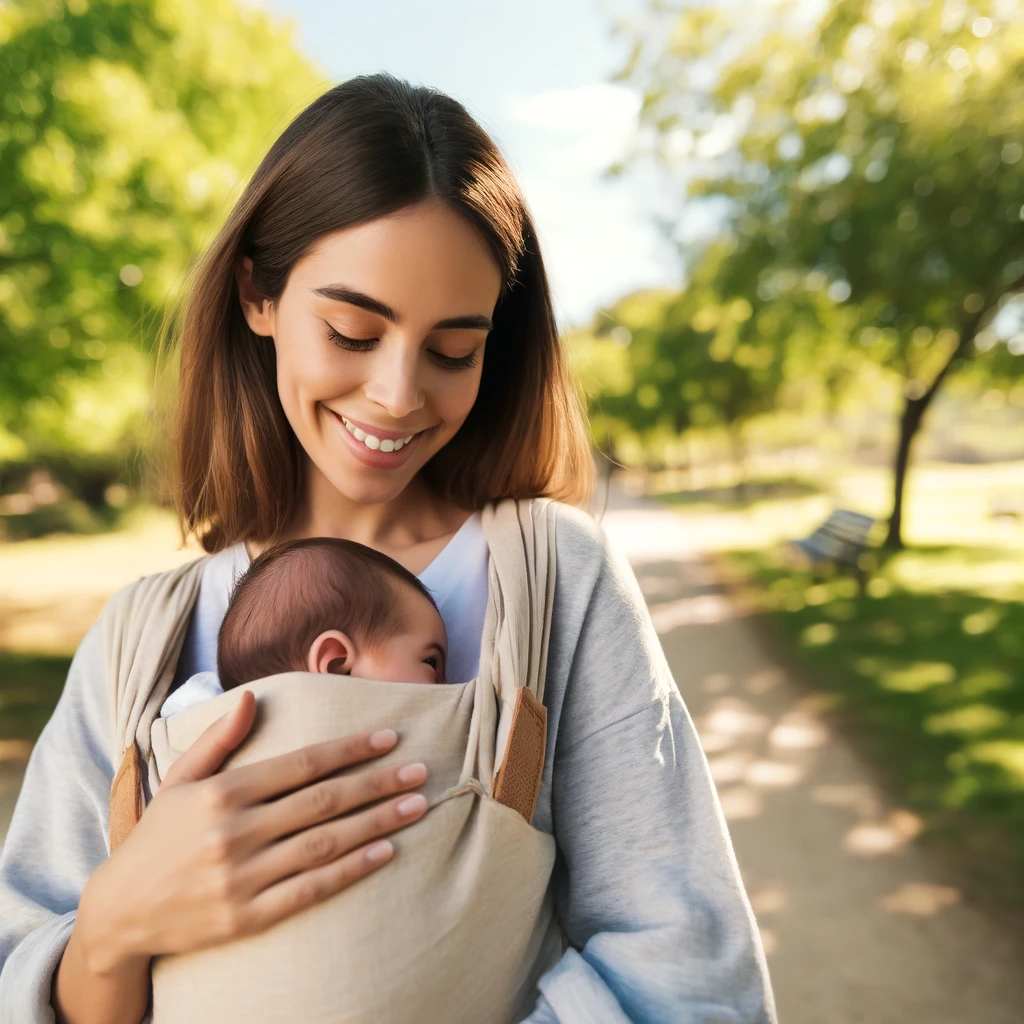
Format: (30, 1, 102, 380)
(325, 324, 478, 371)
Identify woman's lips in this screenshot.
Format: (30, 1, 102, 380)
(328, 409, 426, 469)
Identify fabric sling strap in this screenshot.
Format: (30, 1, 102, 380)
(102, 497, 564, 1024)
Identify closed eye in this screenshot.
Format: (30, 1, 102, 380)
(324, 324, 479, 371)
(423, 654, 446, 683)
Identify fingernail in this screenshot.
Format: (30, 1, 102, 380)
(397, 762, 426, 784)
(397, 794, 427, 817)
(366, 840, 393, 863)
(370, 729, 398, 750)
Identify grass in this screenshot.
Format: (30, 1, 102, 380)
(661, 459, 1024, 874)
(0, 651, 72, 746)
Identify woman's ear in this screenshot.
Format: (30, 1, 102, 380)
(236, 256, 275, 337)
(307, 630, 355, 675)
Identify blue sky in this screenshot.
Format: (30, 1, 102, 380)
(258, 0, 679, 328)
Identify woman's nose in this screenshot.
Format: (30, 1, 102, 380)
(362, 344, 425, 419)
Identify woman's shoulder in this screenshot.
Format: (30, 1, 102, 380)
(543, 498, 613, 562)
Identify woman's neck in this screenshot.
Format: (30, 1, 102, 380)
(247, 462, 470, 570)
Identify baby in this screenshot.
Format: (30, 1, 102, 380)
(161, 537, 447, 718)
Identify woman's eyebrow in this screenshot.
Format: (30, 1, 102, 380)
(311, 283, 493, 331)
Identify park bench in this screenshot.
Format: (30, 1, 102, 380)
(990, 493, 1024, 521)
(789, 509, 876, 590)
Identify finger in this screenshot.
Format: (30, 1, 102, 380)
(238, 839, 396, 938)
(162, 690, 257, 788)
(243, 760, 428, 847)
(236, 790, 427, 897)
(218, 729, 401, 807)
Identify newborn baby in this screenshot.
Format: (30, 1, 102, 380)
(161, 537, 447, 718)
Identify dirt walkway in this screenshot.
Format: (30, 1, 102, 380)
(3, 493, 1023, 1021)
(596, 485, 1024, 1024)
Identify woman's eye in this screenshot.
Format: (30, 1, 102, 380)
(325, 323, 478, 371)
(326, 324, 377, 351)
(431, 350, 478, 371)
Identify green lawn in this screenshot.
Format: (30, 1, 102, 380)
(0, 651, 71, 745)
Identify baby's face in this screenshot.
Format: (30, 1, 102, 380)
(308, 587, 448, 685)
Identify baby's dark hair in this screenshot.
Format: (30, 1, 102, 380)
(217, 537, 440, 690)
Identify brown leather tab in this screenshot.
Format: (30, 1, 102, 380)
(109, 742, 143, 852)
(493, 687, 547, 823)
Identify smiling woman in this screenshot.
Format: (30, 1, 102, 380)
(231, 200, 504, 517)
(171, 79, 589, 555)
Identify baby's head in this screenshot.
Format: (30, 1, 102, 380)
(217, 538, 447, 690)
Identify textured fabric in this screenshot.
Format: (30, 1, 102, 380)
(171, 510, 489, 691)
(106, 498, 563, 1024)
(0, 500, 777, 1024)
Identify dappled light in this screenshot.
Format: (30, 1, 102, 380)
(844, 810, 923, 857)
(879, 882, 961, 917)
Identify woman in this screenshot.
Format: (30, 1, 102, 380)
(0, 74, 775, 1024)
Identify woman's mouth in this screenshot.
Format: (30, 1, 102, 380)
(328, 409, 429, 469)
(339, 415, 417, 452)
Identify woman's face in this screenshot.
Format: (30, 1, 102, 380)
(239, 199, 503, 509)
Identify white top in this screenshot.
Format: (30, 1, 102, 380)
(162, 512, 491, 718)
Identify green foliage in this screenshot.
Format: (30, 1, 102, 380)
(620, 0, 1024, 362)
(0, 0, 324, 437)
(571, 245, 863, 455)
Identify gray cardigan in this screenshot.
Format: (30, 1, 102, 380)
(0, 502, 776, 1023)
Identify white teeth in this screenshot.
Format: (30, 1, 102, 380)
(340, 415, 416, 454)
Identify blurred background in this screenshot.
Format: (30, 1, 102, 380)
(1, 0, 1023, 1020)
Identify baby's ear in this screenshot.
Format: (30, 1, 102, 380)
(308, 630, 354, 675)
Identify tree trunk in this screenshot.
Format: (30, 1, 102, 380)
(730, 424, 748, 501)
(885, 272, 1024, 548)
(885, 394, 928, 549)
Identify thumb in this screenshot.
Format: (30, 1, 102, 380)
(161, 689, 257, 788)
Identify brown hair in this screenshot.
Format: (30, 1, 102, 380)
(166, 72, 594, 552)
(217, 537, 441, 690)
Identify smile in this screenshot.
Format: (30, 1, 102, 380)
(339, 415, 419, 453)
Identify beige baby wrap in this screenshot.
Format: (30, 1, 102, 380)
(104, 497, 566, 1024)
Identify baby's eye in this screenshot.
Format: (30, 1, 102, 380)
(424, 656, 439, 669)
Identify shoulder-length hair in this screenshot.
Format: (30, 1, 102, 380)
(166, 72, 594, 553)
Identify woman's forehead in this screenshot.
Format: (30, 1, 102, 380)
(296, 202, 503, 315)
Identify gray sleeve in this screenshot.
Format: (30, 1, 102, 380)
(541, 509, 776, 1024)
(0, 621, 114, 1023)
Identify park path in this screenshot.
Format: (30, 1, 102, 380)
(595, 483, 1024, 1024)
(3, 490, 1024, 1021)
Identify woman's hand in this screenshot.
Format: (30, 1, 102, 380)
(77, 689, 429, 973)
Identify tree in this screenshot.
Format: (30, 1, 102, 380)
(0, 0, 323, 454)
(614, 0, 1024, 546)
(569, 244, 808, 478)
